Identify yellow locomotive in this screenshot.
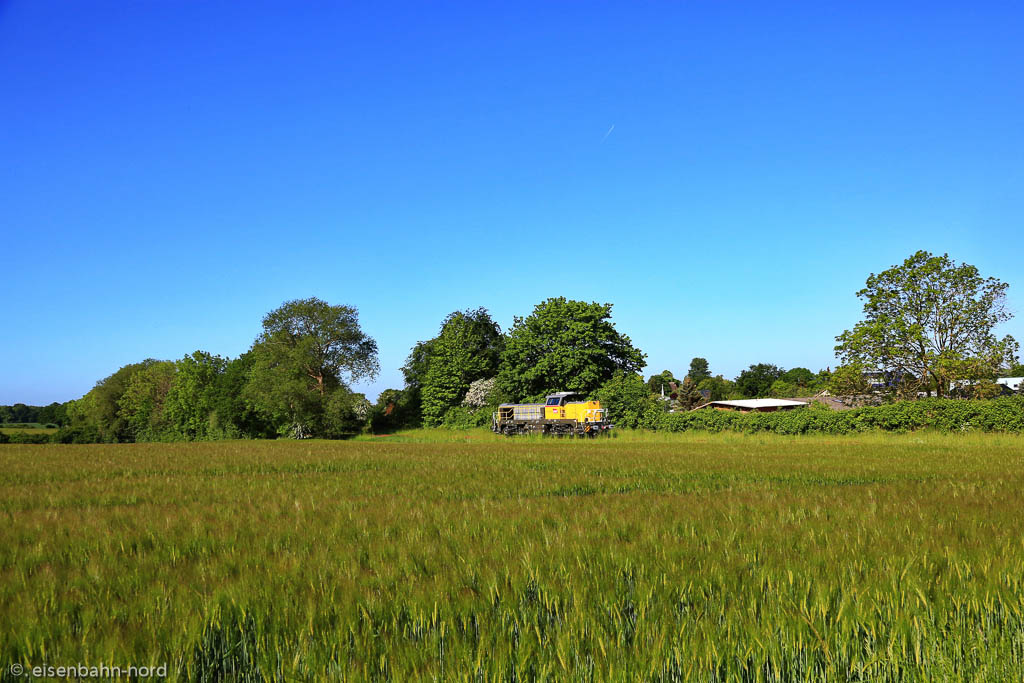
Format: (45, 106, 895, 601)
(492, 391, 612, 437)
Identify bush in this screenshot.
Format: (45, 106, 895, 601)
(7, 431, 52, 444)
(655, 397, 1024, 435)
(441, 405, 492, 429)
(594, 373, 666, 430)
(52, 425, 103, 444)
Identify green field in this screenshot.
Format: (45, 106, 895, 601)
(2, 432, 1024, 681)
(0, 425, 57, 436)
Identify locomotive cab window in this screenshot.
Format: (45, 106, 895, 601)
(546, 397, 562, 406)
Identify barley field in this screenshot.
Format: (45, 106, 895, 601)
(2, 431, 1024, 681)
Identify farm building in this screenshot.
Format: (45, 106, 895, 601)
(699, 399, 809, 413)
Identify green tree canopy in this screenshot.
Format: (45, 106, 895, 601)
(164, 350, 227, 440)
(420, 308, 504, 426)
(496, 298, 646, 402)
(117, 360, 176, 441)
(696, 375, 735, 401)
(835, 251, 1018, 397)
(67, 359, 163, 442)
(781, 367, 816, 387)
(209, 352, 276, 439)
(245, 298, 379, 436)
(735, 363, 785, 398)
(592, 372, 664, 429)
(687, 358, 711, 383)
(646, 370, 678, 395)
(673, 376, 705, 410)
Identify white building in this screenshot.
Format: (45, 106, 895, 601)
(997, 377, 1023, 393)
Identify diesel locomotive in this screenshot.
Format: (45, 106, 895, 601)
(491, 391, 613, 437)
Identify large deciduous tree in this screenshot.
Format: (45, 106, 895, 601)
(420, 308, 504, 426)
(164, 350, 228, 440)
(117, 360, 177, 441)
(67, 360, 163, 442)
(735, 363, 784, 398)
(245, 298, 379, 436)
(497, 298, 646, 402)
(646, 370, 679, 395)
(835, 251, 1018, 397)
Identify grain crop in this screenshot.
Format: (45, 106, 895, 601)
(2, 431, 1023, 681)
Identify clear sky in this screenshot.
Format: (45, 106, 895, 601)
(2, 1, 1022, 405)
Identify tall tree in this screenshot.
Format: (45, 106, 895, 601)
(164, 350, 227, 440)
(696, 375, 735, 401)
(497, 298, 645, 401)
(646, 370, 678, 395)
(687, 358, 711, 383)
(673, 377, 705, 410)
(67, 360, 162, 442)
(420, 308, 504, 426)
(593, 372, 664, 429)
(117, 361, 177, 441)
(209, 352, 276, 438)
(245, 298, 378, 436)
(835, 251, 1018, 397)
(735, 363, 784, 398)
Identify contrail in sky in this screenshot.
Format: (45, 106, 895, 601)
(601, 124, 615, 143)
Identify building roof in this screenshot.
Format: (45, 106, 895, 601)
(704, 399, 809, 410)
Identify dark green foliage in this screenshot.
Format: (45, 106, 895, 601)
(0, 432, 8, 444)
(208, 353, 276, 439)
(66, 359, 164, 442)
(734, 363, 784, 398)
(420, 309, 503, 427)
(781, 367, 817, 388)
(0, 403, 31, 423)
(646, 370, 678, 395)
(367, 388, 421, 433)
(658, 397, 1024, 434)
(836, 251, 1019, 397)
(686, 358, 711, 383)
(439, 405, 493, 429)
(245, 298, 378, 438)
(593, 373, 665, 429)
(672, 377, 704, 410)
(51, 424, 102, 444)
(36, 402, 69, 426)
(401, 339, 435, 391)
(164, 350, 228, 440)
(118, 360, 177, 441)
(320, 389, 369, 438)
(497, 298, 645, 402)
(5, 431, 52, 444)
(696, 375, 735, 401)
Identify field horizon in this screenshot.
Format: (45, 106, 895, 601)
(3, 432, 1023, 681)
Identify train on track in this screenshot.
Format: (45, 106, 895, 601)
(491, 391, 613, 437)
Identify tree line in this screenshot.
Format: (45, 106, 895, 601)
(4, 251, 1020, 443)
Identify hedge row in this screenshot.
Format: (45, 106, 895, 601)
(658, 397, 1024, 434)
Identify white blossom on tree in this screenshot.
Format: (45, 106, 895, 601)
(461, 377, 497, 412)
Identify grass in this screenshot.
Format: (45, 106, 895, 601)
(2, 431, 1024, 681)
(0, 425, 57, 435)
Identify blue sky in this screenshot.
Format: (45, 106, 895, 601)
(2, 1, 1022, 405)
